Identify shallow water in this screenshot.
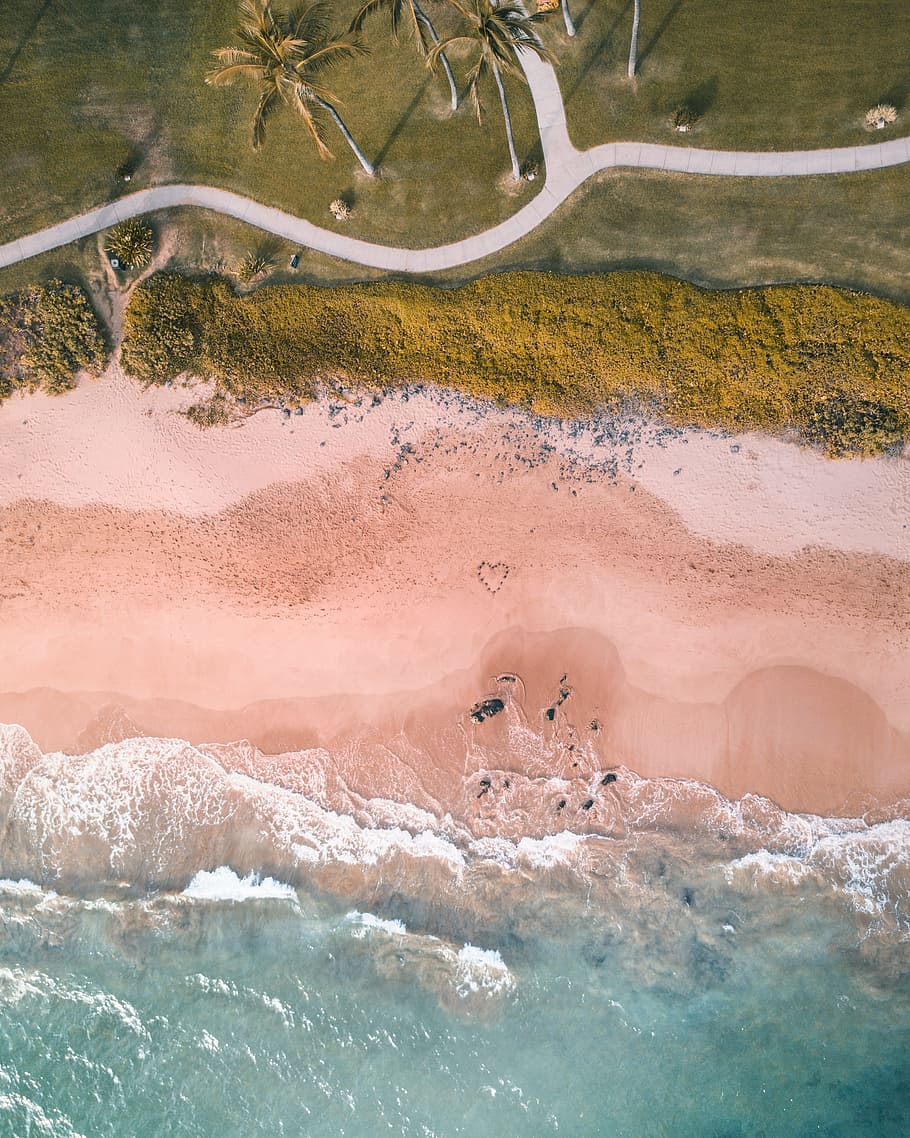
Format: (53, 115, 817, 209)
(0, 724, 908, 1137)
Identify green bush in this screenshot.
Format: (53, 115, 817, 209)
(120, 270, 910, 455)
(105, 219, 154, 270)
(0, 280, 107, 396)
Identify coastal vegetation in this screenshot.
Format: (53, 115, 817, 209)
(105, 219, 155, 269)
(121, 269, 910, 456)
(0, 281, 106, 398)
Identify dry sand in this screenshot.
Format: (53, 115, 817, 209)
(0, 365, 908, 819)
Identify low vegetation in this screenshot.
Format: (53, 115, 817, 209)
(105, 219, 155, 269)
(121, 270, 910, 456)
(0, 281, 107, 398)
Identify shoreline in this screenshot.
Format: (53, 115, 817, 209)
(0, 368, 908, 819)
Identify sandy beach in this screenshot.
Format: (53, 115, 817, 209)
(0, 364, 908, 821)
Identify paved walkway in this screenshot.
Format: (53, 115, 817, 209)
(1, 52, 908, 274)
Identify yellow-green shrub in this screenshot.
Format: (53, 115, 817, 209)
(0, 281, 107, 396)
(120, 270, 910, 455)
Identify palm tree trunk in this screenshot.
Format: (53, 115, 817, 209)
(561, 0, 576, 36)
(413, 1, 459, 110)
(627, 0, 641, 77)
(315, 98, 375, 175)
(490, 58, 521, 182)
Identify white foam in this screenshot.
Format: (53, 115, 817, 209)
(516, 831, 586, 869)
(727, 819, 910, 932)
(345, 910, 408, 937)
(0, 878, 47, 897)
(182, 867, 297, 902)
(454, 944, 514, 998)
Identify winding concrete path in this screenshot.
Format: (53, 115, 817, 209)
(1, 52, 908, 274)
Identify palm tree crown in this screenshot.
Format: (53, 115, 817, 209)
(430, 0, 553, 179)
(350, 0, 431, 49)
(207, 0, 372, 172)
(350, 0, 460, 110)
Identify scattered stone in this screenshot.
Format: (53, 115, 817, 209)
(582, 799, 594, 811)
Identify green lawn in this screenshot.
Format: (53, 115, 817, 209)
(543, 0, 910, 151)
(0, 0, 540, 244)
(462, 166, 910, 302)
(3, 166, 909, 317)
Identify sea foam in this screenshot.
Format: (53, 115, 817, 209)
(183, 867, 297, 902)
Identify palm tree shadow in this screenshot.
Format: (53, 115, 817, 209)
(374, 78, 431, 169)
(638, 0, 685, 72)
(564, 0, 633, 105)
(0, 0, 54, 84)
(570, 0, 600, 35)
(686, 75, 718, 118)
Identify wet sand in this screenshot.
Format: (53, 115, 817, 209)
(0, 366, 908, 818)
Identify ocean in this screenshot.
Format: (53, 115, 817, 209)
(1, 721, 908, 1136)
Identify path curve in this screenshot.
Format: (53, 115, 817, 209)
(1, 53, 908, 274)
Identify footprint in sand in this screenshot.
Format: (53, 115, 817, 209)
(477, 561, 510, 595)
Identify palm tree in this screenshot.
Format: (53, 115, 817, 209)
(627, 0, 641, 78)
(207, 0, 375, 175)
(350, 0, 460, 110)
(430, 0, 554, 182)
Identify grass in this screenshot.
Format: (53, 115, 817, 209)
(542, 0, 910, 151)
(0, 0, 540, 245)
(462, 166, 910, 303)
(119, 268, 910, 457)
(3, 164, 910, 307)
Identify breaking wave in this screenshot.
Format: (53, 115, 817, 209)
(0, 722, 907, 947)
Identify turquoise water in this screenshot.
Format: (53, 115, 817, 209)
(1, 859, 908, 1137)
(0, 725, 908, 1136)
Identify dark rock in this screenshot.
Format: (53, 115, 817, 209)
(545, 707, 556, 722)
(601, 772, 618, 785)
(469, 697, 505, 724)
(582, 799, 594, 810)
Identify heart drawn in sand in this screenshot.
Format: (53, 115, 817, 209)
(478, 561, 510, 595)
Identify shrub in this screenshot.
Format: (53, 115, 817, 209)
(865, 103, 898, 128)
(119, 270, 910, 454)
(672, 104, 699, 131)
(120, 273, 215, 385)
(105, 218, 154, 269)
(0, 281, 107, 397)
(235, 251, 272, 283)
(183, 393, 234, 429)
